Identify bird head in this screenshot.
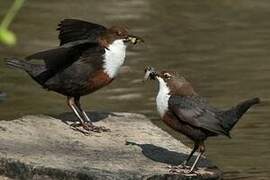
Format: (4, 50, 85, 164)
(98, 26, 144, 48)
(144, 66, 197, 96)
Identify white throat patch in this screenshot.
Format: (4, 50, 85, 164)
(156, 77, 171, 117)
(103, 39, 127, 78)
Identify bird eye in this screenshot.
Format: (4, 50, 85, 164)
(117, 31, 122, 36)
(164, 73, 171, 79)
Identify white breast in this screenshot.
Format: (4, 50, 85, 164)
(156, 77, 171, 117)
(103, 39, 127, 78)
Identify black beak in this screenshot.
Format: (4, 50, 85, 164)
(124, 35, 144, 45)
(143, 66, 158, 82)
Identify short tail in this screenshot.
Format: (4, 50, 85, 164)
(221, 97, 260, 133)
(5, 58, 30, 71)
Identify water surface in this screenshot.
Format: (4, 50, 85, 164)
(0, 0, 269, 179)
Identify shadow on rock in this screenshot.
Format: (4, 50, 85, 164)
(125, 141, 211, 167)
(54, 111, 123, 125)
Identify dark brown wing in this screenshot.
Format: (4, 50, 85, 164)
(168, 95, 229, 136)
(57, 19, 107, 45)
(43, 47, 105, 94)
(26, 41, 104, 84)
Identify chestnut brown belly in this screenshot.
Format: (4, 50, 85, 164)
(162, 111, 209, 141)
(86, 70, 113, 94)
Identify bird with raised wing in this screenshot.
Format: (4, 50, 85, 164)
(5, 19, 143, 135)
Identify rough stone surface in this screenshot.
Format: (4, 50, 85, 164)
(0, 112, 222, 180)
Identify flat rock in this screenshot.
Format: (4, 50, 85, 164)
(0, 112, 222, 180)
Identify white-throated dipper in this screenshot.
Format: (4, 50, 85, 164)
(144, 67, 260, 173)
(5, 19, 143, 135)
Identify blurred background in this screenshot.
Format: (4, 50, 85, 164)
(0, 0, 270, 179)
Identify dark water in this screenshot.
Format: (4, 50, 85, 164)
(0, 0, 270, 179)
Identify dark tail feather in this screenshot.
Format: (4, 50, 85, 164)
(5, 58, 48, 85)
(221, 97, 260, 133)
(5, 58, 30, 71)
(234, 97, 260, 119)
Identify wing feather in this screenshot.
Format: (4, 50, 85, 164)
(57, 19, 107, 45)
(168, 96, 229, 136)
(25, 41, 103, 83)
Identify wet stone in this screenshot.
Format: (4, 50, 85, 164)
(0, 112, 222, 180)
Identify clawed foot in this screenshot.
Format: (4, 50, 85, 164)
(70, 121, 110, 135)
(167, 164, 196, 174)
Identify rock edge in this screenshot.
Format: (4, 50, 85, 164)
(0, 112, 222, 180)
